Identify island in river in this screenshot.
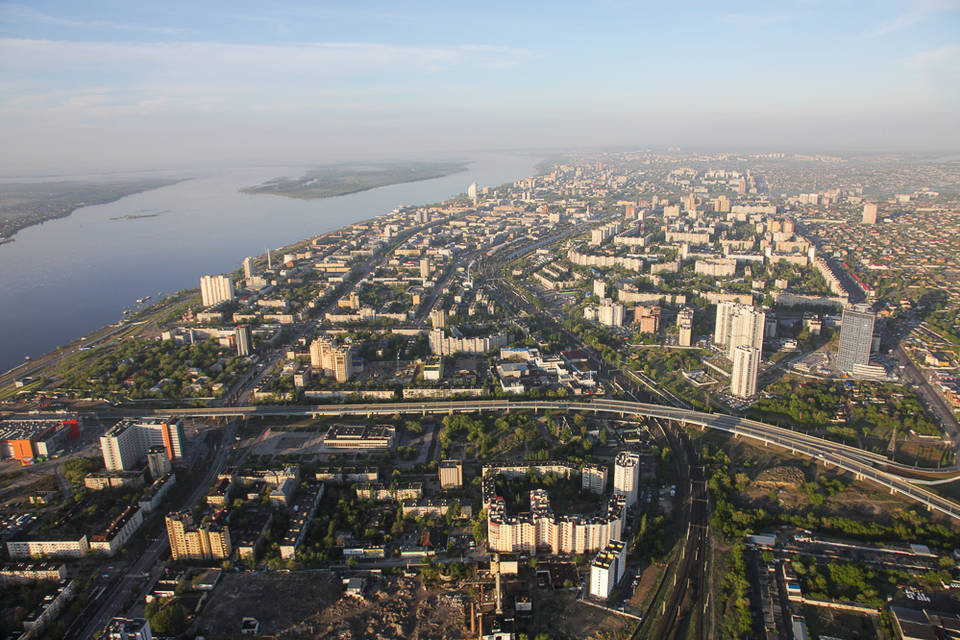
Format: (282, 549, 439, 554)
(240, 160, 469, 199)
(0, 179, 182, 243)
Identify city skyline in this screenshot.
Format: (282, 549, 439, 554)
(1, 1, 959, 173)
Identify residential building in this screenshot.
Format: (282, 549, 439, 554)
(613, 451, 640, 508)
(581, 464, 607, 494)
(677, 307, 694, 347)
(598, 302, 624, 328)
(715, 302, 765, 359)
(235, 325, 252, 357)
(837, 305, 876, 373)
(731, 345, 761, 398)
(199, 274, 235, 307)
(146, 445, 172, 480)
(165, 511, 232, 561)
(309, 337, 353, 382)
(100, 417, 184, 471)
(862, 203, 878, 224)
(635, 305, 661, 333)
(589, 540, 627, 599)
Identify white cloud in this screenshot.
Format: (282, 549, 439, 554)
(864, 0, 960, 37)
(0, 3, 185, 35)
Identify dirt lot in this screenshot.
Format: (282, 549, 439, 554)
(195, 571, 471, 640)
(532, 590, 636, 640)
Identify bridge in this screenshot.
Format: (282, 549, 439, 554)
(94, 398, 960, 522)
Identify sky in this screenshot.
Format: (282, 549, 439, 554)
(0, 0, 958, 173)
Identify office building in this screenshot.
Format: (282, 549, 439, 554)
(439, 460, 463, 489)
(731, 345, 761, 398)
(100, 417, 184, 472)
(677, 307, 694, 347)
(165, 511, 232, 561)
(242, 256, 254, 280)
(235, 325, 252, 357)
(715, 302, 765, 360)
(581, 464, 607, 494)
(590, 540, 627, 600)
(836, 305, 876, 373)
(323, 424, 396, 450)
(104, 618, 153, 640)
(862, 203, 878, 224)
(199, 274, 235, 307)
(613, 451, 640, 508)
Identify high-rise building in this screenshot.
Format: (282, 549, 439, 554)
(714, 195, 731, 213)
(146, 445, 172, 480)
(635, 306, 661, 334)
(420, 257, 431, 281)
(309, 337, 354, 383)
(241, 256, 254, 280)
(104, 618, 153, 640)
(715, 302, 764, 359)
(593, 279, 607, 299)
(581, 464, 607, 494)
(199, 274, 234, 307)
(684, 193, 696, 213)
(439, 460, 463, 489)
(467, 182, 478, 201)
(731, 345, 761, 398)
(235, 325, 252, 357)
(589, 540, 627, 600)
(677, 307, 694, 347)
(165, 510, 231, 561)
(836, 305, 876, 373)
(598, 302, 624, 328)
(429, 309, 446, 329)
(613, 451, 640, 508)
(862, 203, 878, 224)
(101, 417, 184, 471)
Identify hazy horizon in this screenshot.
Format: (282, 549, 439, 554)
(1, 1, 959, 174)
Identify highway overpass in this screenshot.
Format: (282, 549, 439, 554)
(94, 398, 960, 522)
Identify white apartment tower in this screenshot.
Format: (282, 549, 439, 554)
(101, 417, 185, 471)
(593, 279, 607, 299)
(731, 345, 761, 398)
(613, 451, 640, 508)
(598, 302, 624, 328)
(241, 256, 255, 280)
(589, 540, 627, 600)
(677, 307, 694, 347)
(715, 302, 764, 359)
(199, 274, 235, 307)
(581, 464, 607, 494)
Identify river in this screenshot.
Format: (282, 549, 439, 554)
(0, 153, 540, 372)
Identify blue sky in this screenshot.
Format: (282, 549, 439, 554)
(1, 0, 958, 172)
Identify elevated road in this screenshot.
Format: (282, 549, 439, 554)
(90, 397, 960, 521)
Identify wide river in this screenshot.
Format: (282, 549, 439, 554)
(0, 153, 540, 372)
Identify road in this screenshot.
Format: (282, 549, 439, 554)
(66, 421, 239, 640)
(86, 397, 960, 521)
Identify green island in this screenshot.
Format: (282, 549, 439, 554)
(240, 160, 469, 199)
(0, 179, 182, 242)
